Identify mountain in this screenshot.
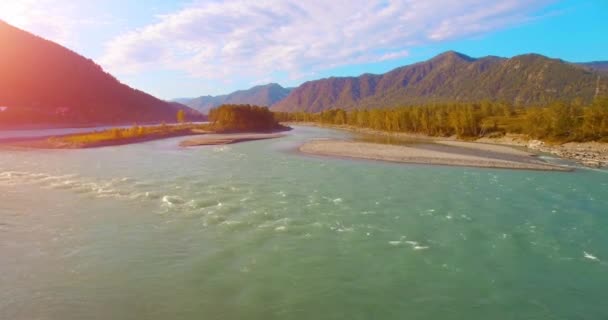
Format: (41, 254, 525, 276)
(179, 95, 229, 115)
(578, 61, 608, 73)
(0, 21, 202, 127)
(179, 83, 292, 114)
(272, 51, 607, 112)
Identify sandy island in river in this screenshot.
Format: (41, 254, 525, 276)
(180, 133, 287, 147)
(1, 130, 287, 149)
(299, 139, 572, 171)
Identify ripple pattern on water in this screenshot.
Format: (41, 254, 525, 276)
(1, 126, 608, 320)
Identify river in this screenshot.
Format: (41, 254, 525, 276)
(1, 125, 607, 319)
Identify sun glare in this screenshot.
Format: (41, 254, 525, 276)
(0, 2, 33, 28)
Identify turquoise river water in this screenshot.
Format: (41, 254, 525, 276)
(1, 126, 607, 319)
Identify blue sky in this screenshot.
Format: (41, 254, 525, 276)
(1, 0, 606, 99)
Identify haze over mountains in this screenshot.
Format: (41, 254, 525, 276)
(579, 61, 608, 73)
(0, 21, 201, 127)
(177, 83, 292, 114)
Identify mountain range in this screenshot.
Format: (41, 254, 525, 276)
(176, 83, 292, 114)
(272, 51, 608, 112)
(179, 52, 607, 114)
(0, 21, 201, 127)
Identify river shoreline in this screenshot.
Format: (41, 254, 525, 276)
(180, 133, 287, 147)
(287, 122, 607, 168)
(0, 130, 201, 149)
(0, 128, 289, 149)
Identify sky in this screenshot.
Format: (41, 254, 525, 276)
(0, 0, 606, 99)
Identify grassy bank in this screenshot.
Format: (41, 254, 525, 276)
(36, 123, 210, 148)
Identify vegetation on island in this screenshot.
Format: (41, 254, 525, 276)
(38, 105, 289, 148)
(209, 104, 289, 132)
(274, 98, 608, 142)
(48, 123, 209, 148)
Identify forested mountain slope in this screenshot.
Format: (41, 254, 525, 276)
(273, 51, 606, 112)
(0, 21, 201, 126)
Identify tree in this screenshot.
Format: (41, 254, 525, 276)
(110, 128, 123, 139)
(177, 110, 186, 123)
(209, 104, 282, 132)
(274, 98, 608, 142)
(334, 109, 346, 125)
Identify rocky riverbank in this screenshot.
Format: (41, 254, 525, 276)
(476, 135, 608, 168)
(288, 123, 608, 168)
(300, 139, 571, 171)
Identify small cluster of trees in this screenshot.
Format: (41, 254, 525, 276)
(209, 104, 283, 132)
(108, 125, 150, 139)
(274, 98, 608, 142)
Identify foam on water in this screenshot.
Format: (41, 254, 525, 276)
(213, 146, 231, 152)
(258, 218, 291, 230)
(0, 170, 250, 219)
(0, 170, 193, 210)
(220, 220, 243, 226)
(162, 195, 185, 207)
(584, 251, 599, 261)
(413, 246, 430, 250)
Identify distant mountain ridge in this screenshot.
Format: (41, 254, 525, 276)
(0, 21, 201, 127)
(179, 83, 292, 114)
(272, 51, 607, 112)
(578, 61, 608, 73)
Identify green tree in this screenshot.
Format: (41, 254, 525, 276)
(209, 104, 281, 132)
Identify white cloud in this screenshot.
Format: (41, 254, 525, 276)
(427, 1, 539, 41)
(0, 1, 113, 51)
(16, 0, 547, 85)
(0, 1, 71, 46)
(376, 50, 411, 62)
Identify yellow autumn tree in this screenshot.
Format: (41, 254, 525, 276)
(177, 110, 186, 123)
